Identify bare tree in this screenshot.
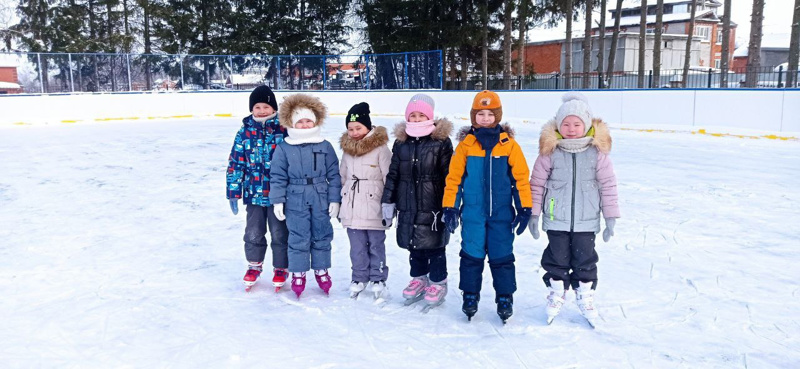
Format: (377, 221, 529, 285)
(582, 0, 593, 88)
(786, 0, 800, 88)
(682, 0, 698, 87)
(606, 0, 624, 87)
(503, 0, 513, 89)
(745, 0, 765, 87)
(653, 0, 664, 87)
(720, 0, 732, 87)
(565, 0, 573, 89)
(637, 0, 647, 88)
(597, 0, 607, 88)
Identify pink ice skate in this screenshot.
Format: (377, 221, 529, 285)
(291, 272, 306, 299)
(314, 269, 332, 295)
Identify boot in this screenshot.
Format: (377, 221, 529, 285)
(272, 268, 288, 292)
(496, 295, 513, 323)
(423, 278, 448, 307)
(575, 281, 599, 327)
(314, 269, 332, 295)
(402, 275, 429, 305)
(462, 292, 480, 321)
(291, 272, 306, 299)
(546, 278, 566, 325)
(243, 262, 263, 291)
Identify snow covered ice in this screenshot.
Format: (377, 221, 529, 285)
(1, 115, 799, 368)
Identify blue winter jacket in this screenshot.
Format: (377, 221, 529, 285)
(226, 114, 287, 206)
(269, 140, 342, 209)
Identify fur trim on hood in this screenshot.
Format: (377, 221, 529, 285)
(456, 123, 516, 142)
(340, 126, 389, 157)
(539, 118, 611, 155)
(392, 118, 453, 142)
(278, 93, 328, 129)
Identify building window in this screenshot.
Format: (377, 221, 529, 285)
(694, 26, 711, 41)
(717, 30, 723, 44)
(715, 59, 720, 69)
(673, 4, 688, 13)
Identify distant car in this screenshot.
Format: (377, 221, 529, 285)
(208, 83, 227, 90)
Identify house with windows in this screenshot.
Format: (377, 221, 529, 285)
(513, 0, 736, 75)
(0, 64, 22, 94)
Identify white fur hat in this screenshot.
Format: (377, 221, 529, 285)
(291, 107, 317, 126)
(555, 92, 593, 136)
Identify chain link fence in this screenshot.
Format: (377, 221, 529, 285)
(0, 50, 443, 94)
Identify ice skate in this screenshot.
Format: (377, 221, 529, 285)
(462, 292, 480, 321)
(402, 275, 429, 306)
(349, 281, 366, 299)
(291, 272, 306, 299)
(546, 278, 566, 325)
(420, 279, 447, 313)
(496, 295, 513, 324)
(314, 269, 332, 296)
(272, 268, 288, 292)
(575, 281, 599, 328)
(370, 280, 387, 300)
(243, 262, 263, 292)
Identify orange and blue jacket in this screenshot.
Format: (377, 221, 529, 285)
(443, 124, 532, 218)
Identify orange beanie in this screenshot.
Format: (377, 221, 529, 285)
(470, 90, 503, 127)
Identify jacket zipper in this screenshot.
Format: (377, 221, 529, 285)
(313, 152, 318, 172)
(489, 153, 493, 216)
(570, 153, 576, 231)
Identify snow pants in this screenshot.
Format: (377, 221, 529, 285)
(285, 196, 333, 273)
(459, 211, 517, 296)
(541, 230, 598, 290)
(243, 204, 289, 268)
(409, 248, 447, 283)
(347, 228, 388, 283)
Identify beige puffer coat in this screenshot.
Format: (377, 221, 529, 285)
(339, 126, 392, 230)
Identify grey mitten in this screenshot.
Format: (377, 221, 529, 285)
(603, 218, 616, 242)
(528, 216, 540, 239)
(381, 203, 396, 226)
(229, 199, 239, 215)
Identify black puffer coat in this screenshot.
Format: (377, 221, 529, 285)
(382, 118, 454, 250)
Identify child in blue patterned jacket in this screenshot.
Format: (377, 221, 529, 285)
(226, 85, 290, 293)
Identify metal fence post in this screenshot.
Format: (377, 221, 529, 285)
(276, 56, 281, 89)
(439, 50, 443, 90)
(555, 74, 560, 90)
(707, 68, 713, 88)
(778, 65, 784, 88)
(126, 54, 132, 91)
(366, 54, 371, 90)
(179, 54, 185, 90)
(322, 55, 327, 90)
(228, 55, 233, 86)
(648, 70, 653, 88)
(37, 53, 44, 93)
(404, 52, 409, 89)
(68, 53, 75, 92)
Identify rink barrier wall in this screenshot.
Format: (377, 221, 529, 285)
(1, 89, 798, 138)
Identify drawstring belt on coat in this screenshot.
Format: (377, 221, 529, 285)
(431, 211, 440, 231)
(350, 175, 362, 208)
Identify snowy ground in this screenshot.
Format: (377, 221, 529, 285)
(1, 115, 799, 368)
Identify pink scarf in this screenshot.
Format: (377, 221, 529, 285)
(405, 120, 435, 137)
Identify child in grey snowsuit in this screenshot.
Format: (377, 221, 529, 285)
(338, 102, 392, 299)
(269, 93, 342, 298)
(226, 85, 290, 292)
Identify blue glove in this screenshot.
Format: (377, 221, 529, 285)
(443, 207, 459, 234)
(512, 207, 532, 235)
(229, 199, 238, 215)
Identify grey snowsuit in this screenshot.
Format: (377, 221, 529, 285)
(270, 140, 342, 273)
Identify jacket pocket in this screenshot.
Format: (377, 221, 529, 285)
(544, 180, 567, 221)
(580, 180, 601, 221)
(366, 184, 382, 220)
(312, 147, 326, 173)
(286, 186, 305, 210)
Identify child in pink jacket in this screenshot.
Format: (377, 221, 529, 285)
(528, 92, 620, 327)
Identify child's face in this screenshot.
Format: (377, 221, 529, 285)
(475, 110, 496, 127)
(252, 103, 275, 118)
(347, 122, 369, 140)
(408, 111, 430, 123)
(294, 119, 316, 129)
(559, 116, 586, 139)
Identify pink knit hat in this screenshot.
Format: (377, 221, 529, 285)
(405, 93, 435, 121)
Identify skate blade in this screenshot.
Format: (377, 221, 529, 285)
(547, 317, 555, 325)
(350, 292, 361, 299)
(585, 318, 597, 329)
(403, 294, 425, 306)
(275, 287, 281, 293)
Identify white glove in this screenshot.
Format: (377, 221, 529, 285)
(602, 218, 616, 242)
(528, 216, 540, 239)
(329, 202, 340, 218)
(273, 203, 285, 221)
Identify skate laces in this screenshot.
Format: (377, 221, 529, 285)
(274, 268, 287, 278)
(406, 279, 423, 291)
(425, 284, 444, 296)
